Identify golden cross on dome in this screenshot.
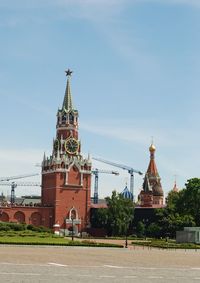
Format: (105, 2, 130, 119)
(65, 69, 73, 77)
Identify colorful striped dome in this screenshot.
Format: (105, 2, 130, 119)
(121, 186, 133, 201)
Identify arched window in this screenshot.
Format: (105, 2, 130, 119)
(69, 207, 78, 220)
(69, 112, 74, 124)
(30, 212, 42, 226)
(62, 112, 67, 123)
(14, 211, 25, 223)
(0, 212, 9, 222)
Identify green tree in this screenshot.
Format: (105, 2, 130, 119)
(181, 178, 200, 225)
(105, 191, 134, 236)
(91, 191, 134, 236)
(151, 178, 200, 238)
(146, 223, 161, 238)
(155, 208, 195, 238)
(90, 208, 108, 228)
(136, 221, 145, 238)
(166, 190, 182, 211)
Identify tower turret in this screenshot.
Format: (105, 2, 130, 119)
(41, 69, 92, 235)
(139, 142, 164, 207)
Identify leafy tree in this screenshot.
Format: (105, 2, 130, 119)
(105, 191, 134, 236)
(91, 191, 134, 236)
(146, 223, 161, 238)
(90, 208, 108, 228)
(150, 178, 200, 238)
(181, 178, 200, 225)
(136, 221, 145, 238)
(166, 190, 182, 211)
(155, 208, 195, 238)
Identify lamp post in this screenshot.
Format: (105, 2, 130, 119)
(80, 217, 83, 238)
(125, 230, 128, 248)
(71, 214, 75, 241)
(124, 217, 130, 248)
(49, 215, 52, 228)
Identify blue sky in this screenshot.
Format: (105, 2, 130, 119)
(0, 0, 200, 198)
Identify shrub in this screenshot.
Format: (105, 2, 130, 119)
(8, 223, 25, 231)
(0, 225, 11, 231)
(146, 223, 161, 238)
(27, 224, 34, 231)
(27, 225, 52, 233)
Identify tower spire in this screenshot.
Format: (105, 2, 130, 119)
(62, 69, 73, 112)
(139, 142, 164, 207)
(147, 142, 159, 177)
(173, 175, 179, 192)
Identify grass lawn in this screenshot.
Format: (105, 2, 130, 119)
(131, 238, 200, 249)
(0, 235, 69, 245)
(0, 231, 123, 247)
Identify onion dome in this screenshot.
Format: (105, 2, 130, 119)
(147, 143, 158, 177)
(153, 183, 164, 196)
(121, 186, 133, 201)
(149, 143, 156, 152)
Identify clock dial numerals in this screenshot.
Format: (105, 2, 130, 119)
(65, 138, 79, 154)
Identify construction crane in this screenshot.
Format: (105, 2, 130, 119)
(0, 173, 39, 182)
(92, 169, 119, 204)
(0, 181, 41, 204)
(93, 157, 143, 201)
(0, 174, 40, 204)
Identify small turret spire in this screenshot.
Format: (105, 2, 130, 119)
(62, 69, 73, 112)
(43, 152, 46, 162)
(147, 141, 158, 176)
(173, 175, 179, 192)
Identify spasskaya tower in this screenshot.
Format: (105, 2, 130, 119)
(41, 70, 92, 235)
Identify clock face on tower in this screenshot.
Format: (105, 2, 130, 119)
(65, 138, 79, 154)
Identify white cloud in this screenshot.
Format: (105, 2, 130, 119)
(81, 118, 200, 196)
(81, 119, 197, 148)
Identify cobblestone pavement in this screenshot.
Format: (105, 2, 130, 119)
(0, 245, 200, 282)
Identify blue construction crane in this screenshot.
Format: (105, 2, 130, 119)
(93, 157, 143, 201)
(92, 169, 119, 204)
(0, 181, 41, 204)
(0, 173, 40, 204)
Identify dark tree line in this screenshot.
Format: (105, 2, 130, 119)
(140, 178, 200, 238)
(91, 191, 134, 236)
(91, 178, 200, 238)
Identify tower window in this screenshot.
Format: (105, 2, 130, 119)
(71, 209, 76, 219)
(62, 113, 67, 123)
(69, 113, 74, 123)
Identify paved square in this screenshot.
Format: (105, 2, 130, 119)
(0, 245, 200, 282)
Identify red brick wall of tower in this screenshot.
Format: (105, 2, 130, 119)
(41, 71, 92, 232)
(42, 169, 91, 230)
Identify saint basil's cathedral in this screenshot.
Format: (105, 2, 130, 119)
(0, 71, 164, 233)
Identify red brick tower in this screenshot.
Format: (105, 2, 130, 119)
(41, 70, 92, 235)
(139, 143, 164, 207)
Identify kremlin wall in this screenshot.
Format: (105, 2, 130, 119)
(0, 71, 164, 235)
